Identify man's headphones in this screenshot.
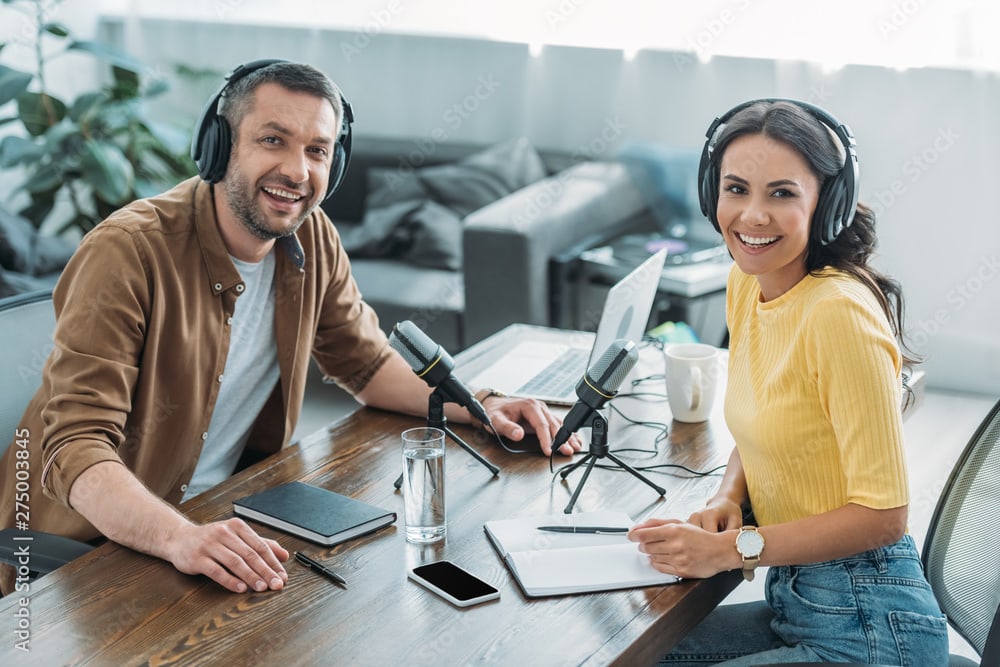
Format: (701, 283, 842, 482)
(190, 58, 354, 201)
(697, 98, 859, 246)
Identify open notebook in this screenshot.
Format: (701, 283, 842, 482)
(484, 510, 680, 597)
(468, 248, 667, 404)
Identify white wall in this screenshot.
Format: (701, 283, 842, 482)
(89, 16, 1000, 395)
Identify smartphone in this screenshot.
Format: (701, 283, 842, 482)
(408, 560, 500, 607)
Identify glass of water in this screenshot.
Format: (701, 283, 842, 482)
(401, 427, 446, 543)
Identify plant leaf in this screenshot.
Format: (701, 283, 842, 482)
(69, 90, 109, 125)
(19, 197, 56, 229)
(144, 76, 169, 98)
(24, 161, 64, 194)
(0, 64, 33, 107)
(17, 91, 68, 136)
(80, 138, 134, 204)
(58, 212, 97, 236)
(43, 22, 71, 38)
(67, 40, 147, 75)
(110, 65, 140, 100)
(0, 135, 44, 167)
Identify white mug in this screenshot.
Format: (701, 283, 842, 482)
(664, 343, 722, 423)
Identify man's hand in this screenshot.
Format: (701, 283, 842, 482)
(482, 395, 582, 456)
(68, 461, 289, 594)
(165, 518, 289, 593)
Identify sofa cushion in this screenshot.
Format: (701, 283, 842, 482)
(341, 138, 547, 271)
(417, 137, 547, 217)
(348, 257, 464, 350)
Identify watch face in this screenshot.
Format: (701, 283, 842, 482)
(737, 529, 765, 557)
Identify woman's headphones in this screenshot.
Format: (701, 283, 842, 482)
(189, 58, 354, 201)
(696, 98, 859, 246)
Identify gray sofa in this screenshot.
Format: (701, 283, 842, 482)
(322, 136, 653, 351)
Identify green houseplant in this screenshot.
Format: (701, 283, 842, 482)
(0, 0, 196, 235)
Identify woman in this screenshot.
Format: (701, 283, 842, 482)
(628, 99, 949, 665)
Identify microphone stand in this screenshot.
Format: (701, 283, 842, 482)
(393, 387, 500, 489)
(559, 413, 665, 513)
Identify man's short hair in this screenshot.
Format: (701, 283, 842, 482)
(218, 62, 344, 138)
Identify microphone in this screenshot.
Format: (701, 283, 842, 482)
(388, 320, 492, 427)
(551, 339, 638, 454)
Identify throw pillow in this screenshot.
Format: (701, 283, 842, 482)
(417, 137, 547, 217)
(399, 200, 463, 271)
(339, 199, 423, 257)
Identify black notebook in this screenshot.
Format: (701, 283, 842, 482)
(233, 481, 396, 546)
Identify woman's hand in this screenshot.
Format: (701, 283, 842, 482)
(628, 518, 739, 579)
(688, 496, 745, 533)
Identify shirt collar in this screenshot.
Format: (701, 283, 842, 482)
(191, 178, 305, 295)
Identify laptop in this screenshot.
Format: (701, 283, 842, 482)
(467, 248, 667, 405)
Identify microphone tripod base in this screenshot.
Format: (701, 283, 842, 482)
(559, 415, 665, 513)
(393, 391, 500, 490)
(393, 425, 500, 489)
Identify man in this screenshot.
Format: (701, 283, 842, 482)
(0, 61, 578, 595)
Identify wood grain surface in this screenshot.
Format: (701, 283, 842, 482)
(0, 325, 740, 666)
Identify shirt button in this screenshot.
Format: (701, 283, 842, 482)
(235, 284, 245, 293)
(218, 374, 224, 383)
(180, 484, 188, 493)
(201, 432, 208, 440)
(214, 282, 222, 291)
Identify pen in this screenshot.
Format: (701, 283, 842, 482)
(536, 525, 629, 534)
(295, 551, 348, 587)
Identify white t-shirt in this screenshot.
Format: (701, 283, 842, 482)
(183, 251, 280, 501)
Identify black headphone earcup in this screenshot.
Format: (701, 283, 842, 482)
(197, 115, 232, 184)
(814, 173, 848, 244)
(700, 165, 721, 233)
(325, 143, 347, 201)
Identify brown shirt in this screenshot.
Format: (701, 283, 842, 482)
(0, 177, 391, 591)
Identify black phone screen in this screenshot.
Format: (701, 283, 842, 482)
(411, 561, 498, 601)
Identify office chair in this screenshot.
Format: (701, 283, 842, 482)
(0, 290, 93, 586)
(753, 399, 1000, 667)
(921, 397, 1000, 667)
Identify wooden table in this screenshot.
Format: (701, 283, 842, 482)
(0, 325, 740, 666)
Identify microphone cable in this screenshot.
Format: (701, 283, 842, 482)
(480, 421, 540, 456)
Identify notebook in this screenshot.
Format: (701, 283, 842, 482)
(484, 510, 680, 597)
(468, 247, 667, 404)
(233, 481, 397, 546)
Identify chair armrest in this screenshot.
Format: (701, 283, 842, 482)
(0, 528, 94, 577)
(462, 161, 650, 345)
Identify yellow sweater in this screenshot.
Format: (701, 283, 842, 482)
(725, 266, 908, 527)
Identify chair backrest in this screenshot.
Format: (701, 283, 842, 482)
(0, 290, 55, 454)
(922, 398, 1000, 660)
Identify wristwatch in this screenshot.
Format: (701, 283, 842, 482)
(735, 526, 765, 581)
(474, 388, 506, 404)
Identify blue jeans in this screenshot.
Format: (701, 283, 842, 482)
(661, 535, 949, 665)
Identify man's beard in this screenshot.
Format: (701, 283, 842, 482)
(223, 165, 311, 241)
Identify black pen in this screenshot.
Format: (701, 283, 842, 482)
(295, 551, 348, 587)
(536, 525, 629, 534)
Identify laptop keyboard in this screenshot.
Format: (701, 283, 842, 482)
(516, 347, 589, 399)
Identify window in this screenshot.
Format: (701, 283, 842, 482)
(100, 0, 1000, 72)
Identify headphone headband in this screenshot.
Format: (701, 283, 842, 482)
(190, 58, 353, 201)
(697, 98, 859, 246)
